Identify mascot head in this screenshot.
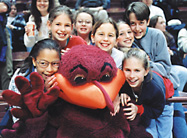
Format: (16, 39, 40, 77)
(56, 45, 125, 112)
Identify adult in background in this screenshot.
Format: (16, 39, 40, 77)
(141, 0, 166, 22)
(24, 0, 54, 52)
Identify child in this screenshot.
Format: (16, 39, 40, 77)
(24, 0, 55, 51)
(73, 8, 95, 45)
(9, 38, 61, 94)
(47, 5, 87, 53)
(91, 18, 124, 69)
(121, 48, 173, 137)
(125, 2, 187, 137)
(117, 20, 134, 52)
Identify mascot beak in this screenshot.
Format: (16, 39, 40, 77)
(93, 80, 114, 112)
(56, 69, 125, 112)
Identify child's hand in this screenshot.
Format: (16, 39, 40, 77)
(168, 47, 174, 56)
(61, 48, 70, 55)
(120, 93, 131, 106)
(123, 103, 138, 121)
(25, 25, 32, 36)
(44, 75, 58, 91)
(110, 94, 120, 116)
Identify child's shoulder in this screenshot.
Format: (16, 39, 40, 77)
(148, 27, 163, 35)
(67, 35, 87, 49)
(146, 72, 165, 92)
(147, 27, 165, 38)
(70, 35, 86, 41)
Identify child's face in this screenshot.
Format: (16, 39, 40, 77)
(155, 17, 166, 32)
(9, 5, 17, 17)
(32, 49, 60, 81)
(75, 12, 93, 37)
(36, 0, 49, 14)
(123, 57, 149, 91)
(48, 13, 73, 46)
(129, 13, 149, 39)
(91, 23, 117, 54)
(117, 23, 134, 50)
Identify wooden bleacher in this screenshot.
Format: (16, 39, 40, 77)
(12, 52, 29, 72)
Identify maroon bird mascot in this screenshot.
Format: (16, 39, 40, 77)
(1, 45, 152, 138)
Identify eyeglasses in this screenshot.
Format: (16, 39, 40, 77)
(77, 20, 92, 25)
(36, 60, 60, 68)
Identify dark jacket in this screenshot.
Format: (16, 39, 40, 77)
(10, 14, 26, 52)
(120, 72, 166, 127)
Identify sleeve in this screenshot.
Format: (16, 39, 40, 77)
(149, 30, 171, 78)
(178, 28, 187, 53)
(141, 83, 166, 119)
(168, 34, 177, 51)
(8, 69, 21, 94)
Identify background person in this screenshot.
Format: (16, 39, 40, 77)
(7, 4, 26, 52)
(24, 0, 54, 52)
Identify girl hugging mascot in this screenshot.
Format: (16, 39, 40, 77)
(1, 45, 152, 138)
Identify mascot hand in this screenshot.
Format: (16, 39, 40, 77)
(2, 72, 60, 119)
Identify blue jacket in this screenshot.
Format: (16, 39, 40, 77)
(120, 72, 166, 126)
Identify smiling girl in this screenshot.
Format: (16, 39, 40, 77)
(9, 39, 61, 93)
(91, 18, 123, 69)
(47, 5, 87, 53)
(121, 48, 173, 138)
(117, 20, 134, 52)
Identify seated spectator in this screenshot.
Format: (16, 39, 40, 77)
(149, 15, 184, 66)
(75, 0, 108, 21)
(141, 0, 166, 22)
(178, 26, 187, 68)
(73, 8, 95, 45)
(6, 4, 27, 52)
(24, 0, 55, 52)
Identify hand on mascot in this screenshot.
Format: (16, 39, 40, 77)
(2, 72, 60, 119)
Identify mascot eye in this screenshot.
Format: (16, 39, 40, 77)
(74, 74, 86, 85)
(100, 73, 111, 82)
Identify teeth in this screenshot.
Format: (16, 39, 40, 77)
(129, 79, 136, 83)
(101, 43, 109, 47)
(58, 33, 65, 37)
(81, 28, 87, 31)
(124, 40, 131, 43)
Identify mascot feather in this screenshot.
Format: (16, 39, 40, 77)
(1, 45, 152, 138)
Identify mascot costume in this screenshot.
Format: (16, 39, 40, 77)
(1, 45, 152, 138)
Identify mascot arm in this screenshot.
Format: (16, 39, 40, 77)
(2, 72, 60, 119)
(1, 112, 49, 138)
